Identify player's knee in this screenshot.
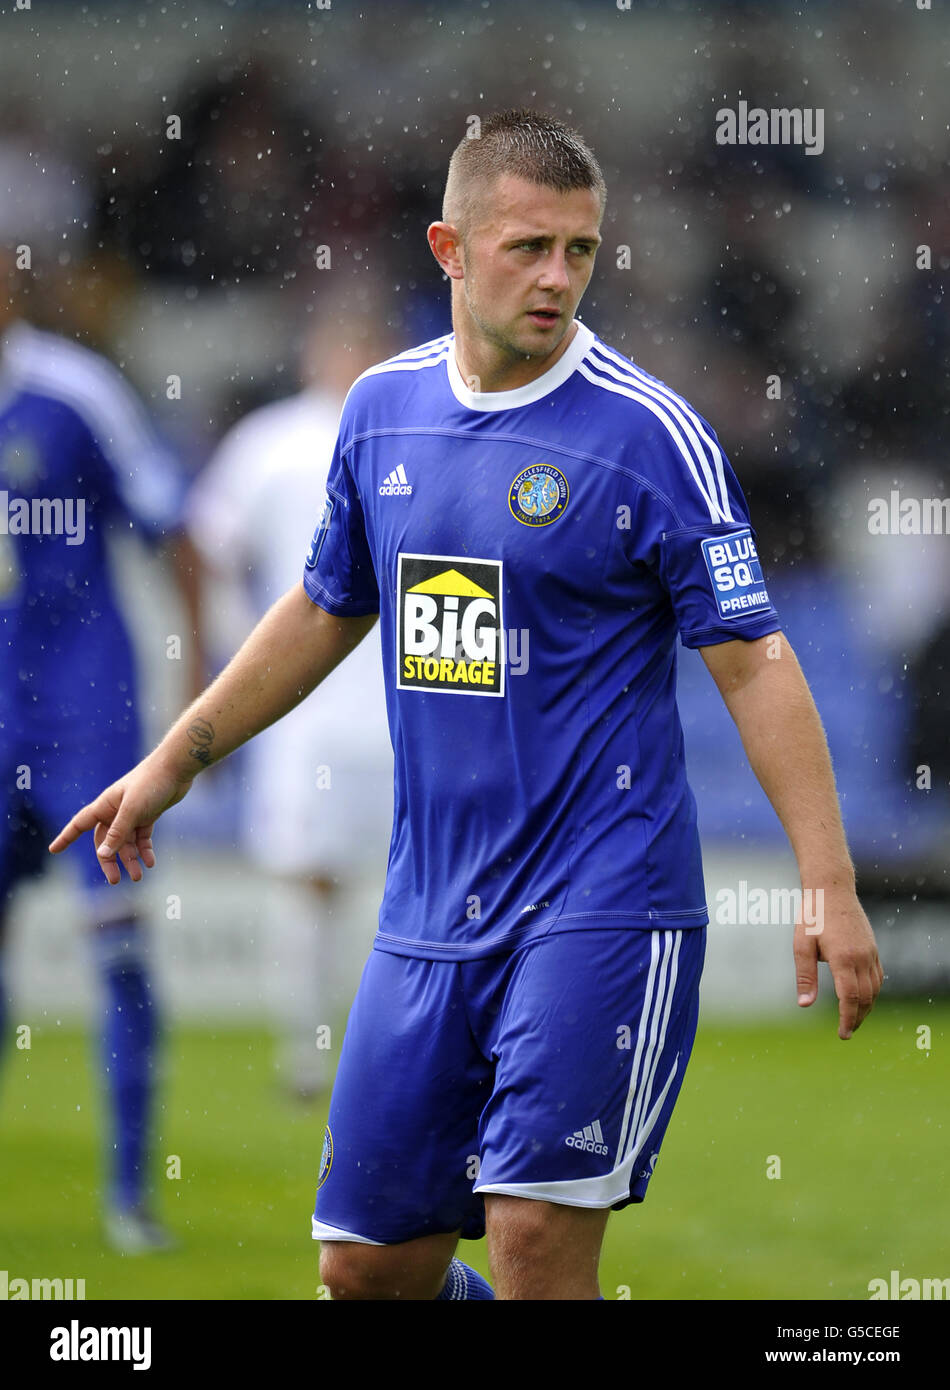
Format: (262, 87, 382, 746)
(318, 1241, 379, 1300)
(318, 1240, 446, 1301)
(486, 1194, 553, 1255)
(485, 1196, 606, 1296)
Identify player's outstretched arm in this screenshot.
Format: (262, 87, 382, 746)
(49, 584, 378, 884)
(700, 631, 884, 1040)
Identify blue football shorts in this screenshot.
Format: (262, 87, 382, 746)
(312, 924, 706, 1245)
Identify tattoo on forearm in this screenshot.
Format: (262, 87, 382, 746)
(187, 718, 215, 768)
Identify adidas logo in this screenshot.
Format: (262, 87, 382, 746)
(565, 1120, 609, 1156)
(637, 1151, 660, 1181)
(378, 464, 412, 497)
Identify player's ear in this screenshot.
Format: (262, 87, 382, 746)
(427, 222, 465, 280)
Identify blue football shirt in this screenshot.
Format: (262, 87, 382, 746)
(0, 321, 182, 750)
(303, 321, 782, 960)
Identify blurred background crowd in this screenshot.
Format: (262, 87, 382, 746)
(2, 0, 947, 1028)
(0, 0, 946, 1289)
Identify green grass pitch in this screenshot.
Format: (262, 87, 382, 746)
(1, 999, 946, 1300)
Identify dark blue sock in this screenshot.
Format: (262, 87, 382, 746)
(90, 918, 158, 1210)
(436, 1258, 495, 1300)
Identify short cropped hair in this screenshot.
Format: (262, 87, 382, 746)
(442, 108, 606, 238)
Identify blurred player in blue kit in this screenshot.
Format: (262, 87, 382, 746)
(0, 158, 201, 1251)
(52, 110, 883, 1298)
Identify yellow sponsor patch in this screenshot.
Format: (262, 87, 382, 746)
(397, 553, 504, 697)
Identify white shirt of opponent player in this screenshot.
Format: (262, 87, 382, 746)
(186, 388, 393, 876)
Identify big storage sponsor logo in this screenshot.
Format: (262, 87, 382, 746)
(701, 528, 771, 620)
(397, 553, 504, 696)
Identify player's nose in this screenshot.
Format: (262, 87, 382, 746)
(536, 251, 571, 293)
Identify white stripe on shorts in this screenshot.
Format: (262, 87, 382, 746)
(311, 1216, 383, 1244)
(624, 931, 682, 1167)
(474, 930, 687, 1210)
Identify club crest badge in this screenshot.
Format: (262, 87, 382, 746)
(508, 464, 569, 527)
(317, 1126, 333, 1189)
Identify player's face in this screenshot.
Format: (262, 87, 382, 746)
(459, 175, 602, 362)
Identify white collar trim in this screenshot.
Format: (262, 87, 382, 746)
(446, 320, 594, 412)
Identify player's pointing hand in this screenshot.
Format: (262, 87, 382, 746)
(48, 756, 194, 886)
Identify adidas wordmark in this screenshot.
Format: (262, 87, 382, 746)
(379, 464, 412, 496)
(565, 1120, 609, 1156)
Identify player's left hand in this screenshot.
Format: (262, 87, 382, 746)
(793, 885, 884, 1039)
(48, 754, 194, 886)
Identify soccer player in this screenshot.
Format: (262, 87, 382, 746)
(50, 109, 883, 1300)
(185, 294, 393, 1097)
(0, 224, 198, 1251)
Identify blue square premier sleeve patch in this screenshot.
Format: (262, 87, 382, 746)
(305, 495, 334, 571)
(700, 529, 772, 620)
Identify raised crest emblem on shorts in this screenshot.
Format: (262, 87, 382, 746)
(317, 1125, 334, 1189)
